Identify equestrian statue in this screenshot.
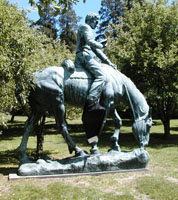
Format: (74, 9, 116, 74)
(16, 13, 152, 163)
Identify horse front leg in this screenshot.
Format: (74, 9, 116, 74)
(55, 103, 86, 157)
(110, 109, 122, 152)
(16, 111, 42, 163)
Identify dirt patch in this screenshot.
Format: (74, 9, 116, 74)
(115, 172, 152, 184)
(164, 176, 178, 184)
(0, 176, 11, 197)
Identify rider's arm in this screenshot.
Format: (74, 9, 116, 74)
(92, 48, 117, 69)
(92, 48, 109, 63)
(82, 24, 103, 49)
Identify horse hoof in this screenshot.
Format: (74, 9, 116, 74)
(75, 146, 88, 157)
(68, 146, 74, 154)
(108, 145, 121, 152)
(90, 148, 100, 155)
(75, 150, 88, 157)
(20, 155, 31, 165)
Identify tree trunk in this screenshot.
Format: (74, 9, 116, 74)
(36, 114, 46, 158)
(162, 118, 170, 138)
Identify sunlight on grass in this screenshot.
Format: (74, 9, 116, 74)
(135, 176, 178, 200)
(0, 115, 177, 199)
(0, 180, 134, 200)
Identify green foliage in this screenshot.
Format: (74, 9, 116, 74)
(58, 6, 81, 52)
(97, 0, 127, 40)
(0, 0, 72, 125)
(29, 0, 86, 16)
(32, 1, 81, 52)
(65, 104, 82, 120)
(107, 0, 178, 135)
(33, 0, 58, 39)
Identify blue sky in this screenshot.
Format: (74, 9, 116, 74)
(8, 0, 102, 24)
(8, 0, 174, 24)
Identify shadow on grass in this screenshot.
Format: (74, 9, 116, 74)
(171, 126, 178, 132)
(1, 118, 177, 175)
(0, 123, 58, 140)
(0, 148, 54, 175)
(2, 119, 177, 149)
(70, 122, 178, 151)
(0, 123, 25, 139)
(0, 167, 18, 175)
(149, 133, 178, 149)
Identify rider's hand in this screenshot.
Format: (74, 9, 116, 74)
(108, 62, 117, 70)
(111, 63, 117, 70)
(104, 58, 117, 70)
(101, 39, 107, 48)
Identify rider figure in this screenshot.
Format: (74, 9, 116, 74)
(75, 13, 116, 110)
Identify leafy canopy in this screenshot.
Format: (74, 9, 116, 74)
(107, 0, 178, 135)
(0, 0, 71, 117)
(28, 0, 86, 16)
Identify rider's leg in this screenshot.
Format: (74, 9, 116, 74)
(88, 136, 99, 154)
(85, 58, 107, 103)
(75, 52, 107, 154)
(75, 52, 107, 105)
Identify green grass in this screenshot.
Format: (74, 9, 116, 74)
(135, 176, 178, 200)
(0, 115, 178, 200)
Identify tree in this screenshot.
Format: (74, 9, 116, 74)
(31, 1, 81, 52)
(33, 0, 58, 39)
(28, 0, 86, 16)
(96, 0, 133, 41)
(58, 6, 81, 52)
(0, 0, 72, 126)
(106, 0, 178, 137)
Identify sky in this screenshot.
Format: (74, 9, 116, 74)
(8, 0, 174, 24)
(8, 0, 102, 24)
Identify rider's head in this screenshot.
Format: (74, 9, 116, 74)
(85, 13, 99, 29)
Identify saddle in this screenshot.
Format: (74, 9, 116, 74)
(68, 65, 93, 80)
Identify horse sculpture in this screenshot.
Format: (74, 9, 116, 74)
(17, 59, 152, 162)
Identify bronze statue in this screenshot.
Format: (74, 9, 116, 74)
(16, 13, 152, 164)
(16, 60, 152, 163)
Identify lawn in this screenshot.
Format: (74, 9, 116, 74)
(0, 115, 178, 200)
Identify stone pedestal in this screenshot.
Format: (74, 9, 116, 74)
(18, 148, 149, 176)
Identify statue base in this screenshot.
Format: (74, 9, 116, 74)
(16, 148, 149, 177)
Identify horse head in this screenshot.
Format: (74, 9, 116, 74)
(132, 109, 152, 148)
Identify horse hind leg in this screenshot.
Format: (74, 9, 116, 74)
(17, 111, 43, 163)
(109, 109, 122, 152)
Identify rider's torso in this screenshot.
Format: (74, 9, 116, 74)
(76, 24, 93, 55)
